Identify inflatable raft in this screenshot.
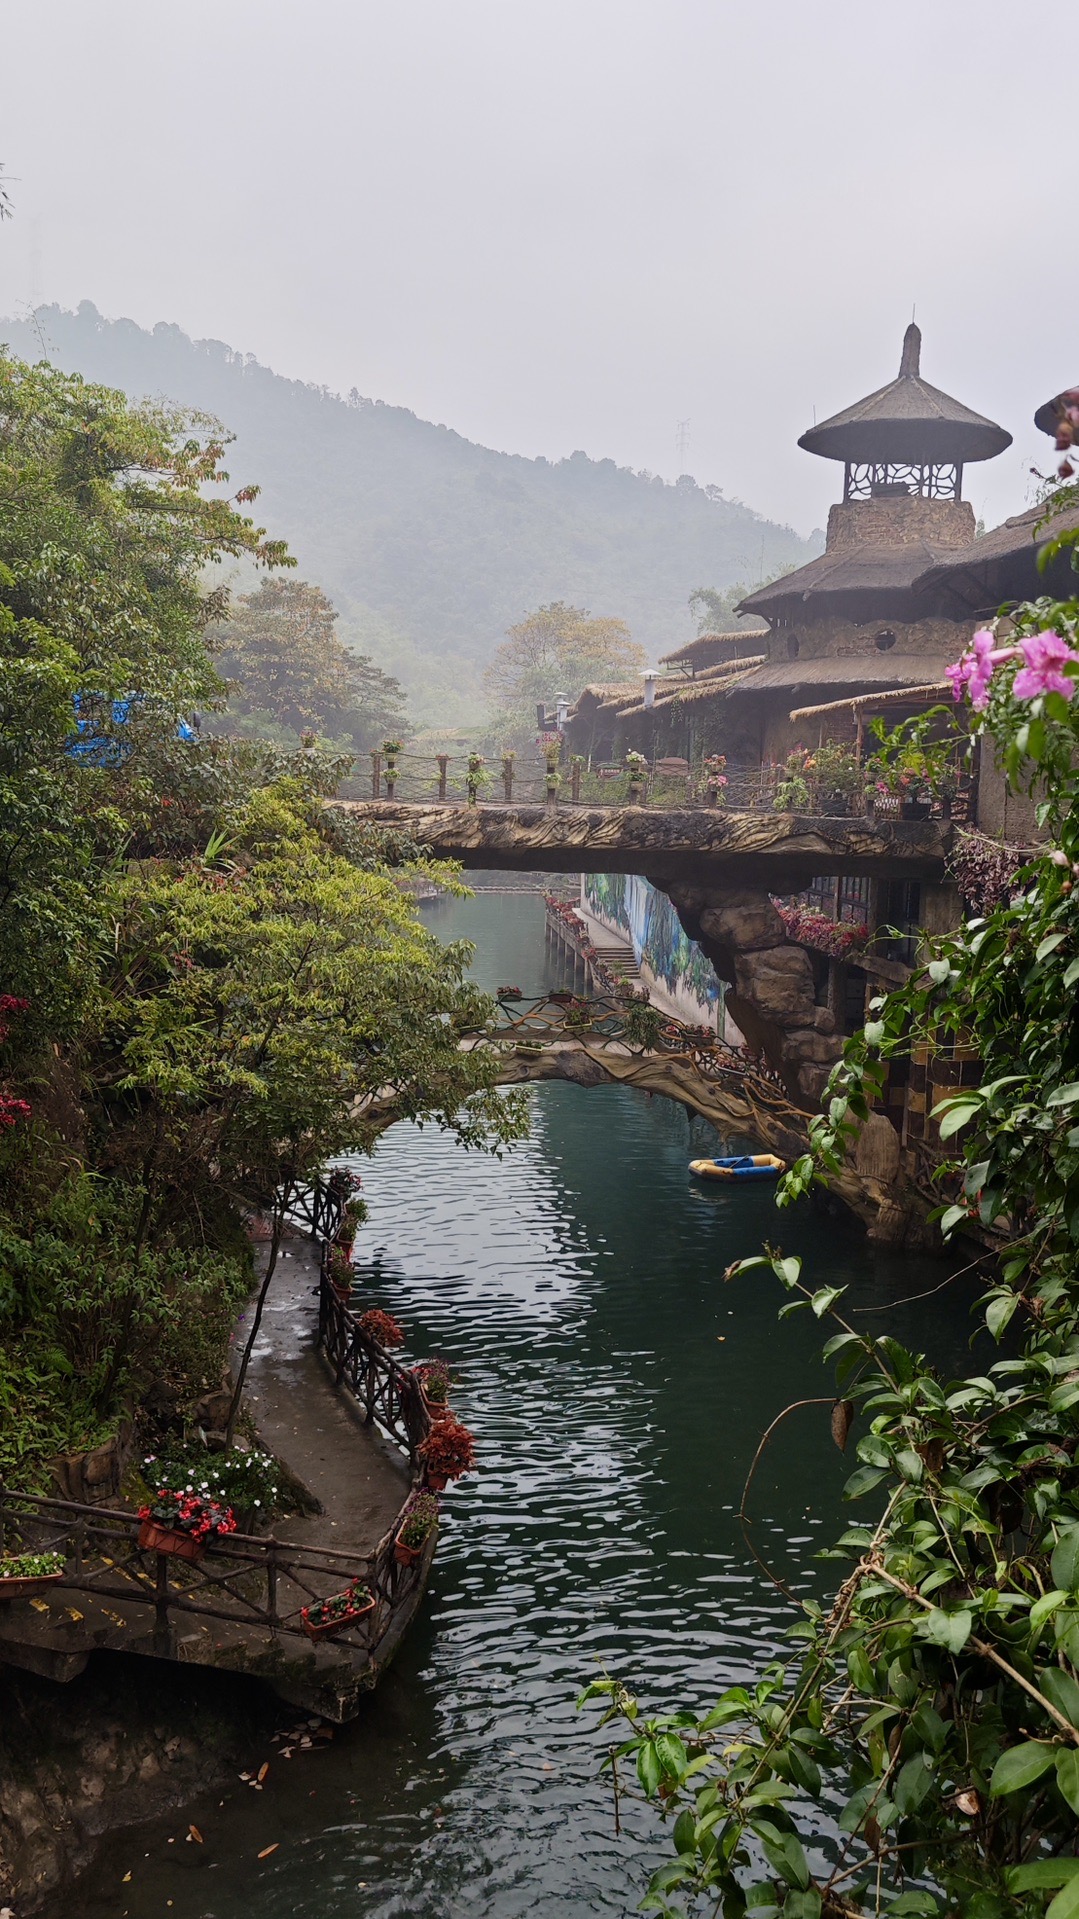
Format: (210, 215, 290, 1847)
(689, 1153, 786, 1182)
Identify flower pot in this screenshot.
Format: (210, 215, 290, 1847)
(138, 1520, 205, 1562)
(334, 1235, 356, 1259)
(628, 783, 643, 804)
(425, 1470, 449, 1493)
(423, 1393, 451, 1424)
(0, 1572, 64, 1601)
(394, 1534, 427, 1568)
(303, 1593, 376, 1641)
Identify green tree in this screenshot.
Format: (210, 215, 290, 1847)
(583, 583, 1079, 1913)
(486, 600, 646, 745)
(209, 577, 407, 749)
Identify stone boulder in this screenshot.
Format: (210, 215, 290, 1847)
(733, 946, 818, 1028)
(698, 892, 785, 955)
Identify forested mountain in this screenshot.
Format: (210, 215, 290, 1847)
(1, 303, 820, 722)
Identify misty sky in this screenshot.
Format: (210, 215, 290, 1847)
(2, 0, 1072, 538)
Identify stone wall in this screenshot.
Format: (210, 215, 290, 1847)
(825, 497, 975, 554)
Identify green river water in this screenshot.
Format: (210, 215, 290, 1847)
(74, 891, 980, 1919)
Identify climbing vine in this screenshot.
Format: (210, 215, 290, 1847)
(582, 585, 1079, 1914)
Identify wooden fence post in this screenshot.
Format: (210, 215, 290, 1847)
(437, 755, 448, 801)
(571, 761, 581, 803)
(371, 752, 382, 799)
(502, 755, 514, 802)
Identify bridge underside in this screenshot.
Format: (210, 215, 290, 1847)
(336, 800, 950, 891)
(341, 798, 949, 1124)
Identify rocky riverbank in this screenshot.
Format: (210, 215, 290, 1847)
(0, 1657, 276, 1914)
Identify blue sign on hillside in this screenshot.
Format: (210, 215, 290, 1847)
(67, 694, 199, 764)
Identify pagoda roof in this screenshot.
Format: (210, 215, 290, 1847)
(738, 537, 958, 624)
(912, 499, 1079, 615)
(798, 325, 1011, 467)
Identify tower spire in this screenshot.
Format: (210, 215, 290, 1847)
(899, 322, 921, 379)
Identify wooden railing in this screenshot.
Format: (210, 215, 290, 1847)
(341, 751, 975, 820)
(0, 1192, 438, 1661)
(0, 1483, 422, 1653)
(317, 1254, 431, 1457)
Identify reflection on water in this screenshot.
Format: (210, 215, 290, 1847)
(73, 894, 976, 1919)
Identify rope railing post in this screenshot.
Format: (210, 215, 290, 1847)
(502, 754, 514, 803)
(437, 754, 448, 800)
(371, 751, 382, 799)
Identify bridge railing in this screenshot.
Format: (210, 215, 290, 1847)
(338, 753, 975, 820)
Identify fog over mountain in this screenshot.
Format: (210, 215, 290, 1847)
(2, 303, 820, 723)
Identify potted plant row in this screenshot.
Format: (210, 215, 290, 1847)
(358, 1307, 405, 1350)
(137, 1486, 238, 1563)
(413, 1358, 453, 1422)
(0, 1550, 65, 1599)
(418, 1418, 476, 1492)
(394, 1491, 440, 1567)
(301, 1578, 376, 1640)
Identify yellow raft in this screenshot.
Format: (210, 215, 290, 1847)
(689, 1153, 787, 1182)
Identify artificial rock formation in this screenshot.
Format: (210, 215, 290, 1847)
(661, 884, 844, 1104)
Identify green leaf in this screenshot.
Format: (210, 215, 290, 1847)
(893, 1751, 934, 1814)
(810, 1286, 843, 1317)
(1008, 1862, 1079, 1894)
(637, 1741, 663, 1797)
(1056, 1747, 1079, 1816)
(988, 1740, 1057, 1795)
(895, 1449, 923, 1483)
(1064, 956, 1079, 989)
(935, 1099, 982, 1141)
(863, 1021, 885, 1046)
(1047, 1082, 1079, 1108)
(847, 1645, 875, 1693)
(784, 1894, 822, 1919)
(775, 1256, 801, 1289)
(939, 1203, 967, 1237)
(1030, 1590, 1068, 1633)
(1036, 930, 1068, 961)
(753, 1822, 810, 1891)
(920, 1607, 973, 1654)
(672, 1807, 696, 1854)
(1047, 1878, 1079, 1919)
(985, 1293, 1019, 1340)
(927, 959, 950, 984)
(1052, 1525, 1079, 1592)
(843, 1464, 889, 1500)
(1040, 1665, 1079, 1730)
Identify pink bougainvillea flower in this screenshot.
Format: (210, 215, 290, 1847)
(1012, 629, 1079, 703)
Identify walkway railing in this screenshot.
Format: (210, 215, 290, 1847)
(0, 1189, 437, 1663)
(0, 1482, 419, 1654)
(469, 986, 789, 1094)
(341, 752, 976, 821)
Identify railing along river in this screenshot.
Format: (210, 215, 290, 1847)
(0, 1191, 436, 1670)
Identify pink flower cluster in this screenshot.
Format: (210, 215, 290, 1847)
(946, 628, 1079, 710)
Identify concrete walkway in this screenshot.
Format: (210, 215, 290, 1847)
(237, 1235, 411, 1555)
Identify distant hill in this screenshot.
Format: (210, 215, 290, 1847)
(2, 303, 821, 724)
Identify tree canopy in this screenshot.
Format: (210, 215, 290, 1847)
(485, 599, 646, 746)
(0, 347, 522, 1481)
(208, 577, 407, 749)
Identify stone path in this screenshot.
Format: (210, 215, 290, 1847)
(237, 1235, 411, 1555)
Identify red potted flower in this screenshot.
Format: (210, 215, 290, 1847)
(358, 1307, 405, 1350)
(412, 1357, 452, 1422)
(394, 1491, 439, 1567)
(301, 1578, 376, 1640)
(418, 1418, 476, 1492)
(137, 1485, 237, 1563)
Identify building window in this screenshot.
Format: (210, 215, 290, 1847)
(874, 630, 897, 652)
(787, 634, 800, 660)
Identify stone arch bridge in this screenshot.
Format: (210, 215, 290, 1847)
(336, 799, 954, 1108)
